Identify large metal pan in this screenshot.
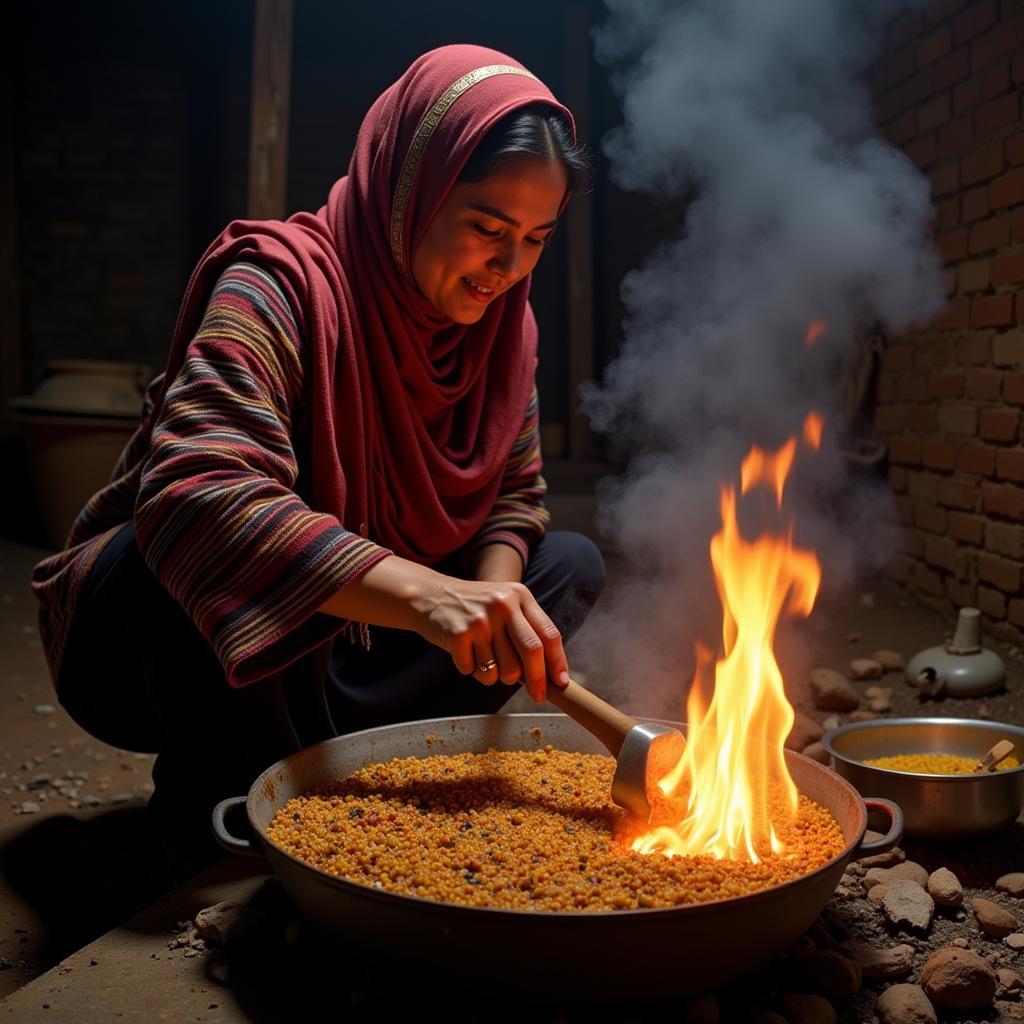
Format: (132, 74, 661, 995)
(213, 714, 901, 999)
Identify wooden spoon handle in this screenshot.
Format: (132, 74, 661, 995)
(545, 679, 638, 758)
(979, 739, 1015, 773)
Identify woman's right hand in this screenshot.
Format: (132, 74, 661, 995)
(409, 576, 569, 703)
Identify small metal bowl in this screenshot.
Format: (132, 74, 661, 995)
(822, 717, 1024, 838)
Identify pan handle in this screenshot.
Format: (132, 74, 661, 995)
(212, 796, 264, 858)
(854, 797, 903, 856)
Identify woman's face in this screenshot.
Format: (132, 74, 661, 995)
(412, 156, 567, 324)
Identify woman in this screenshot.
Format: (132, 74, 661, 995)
(31, 44, 605, 877)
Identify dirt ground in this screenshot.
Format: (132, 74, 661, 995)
(0, 534, 1022, 1022)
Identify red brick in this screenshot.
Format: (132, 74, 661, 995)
(978, 552, 1022, 592)
(887, 46, 918, 88)
(965, 369, 1002, 400)
(958, 257, 990, 291)
(982, 481, 1024, 519)
(1014, 51, 1024, 85)
(948, 577, 979, 607)
(1015, 208, 1024, 243)
(919, 26, 952, 67)
(912, 562, 945, 596)
(865, 62, 886, 99)
(1008, 133, 1024, 167)
(885, 344, 916, 371)
(931, 161, 960, 197)
(968, 214, 1011, 253)
(972, 292, 1014, 328)
(939, 403, 979, 435)
(922, 438, 958, 470)
(929, 370, 965, 397)
(1009, 598, 1024, 629)
(885, 556, 913, 584)
(890, 10, 924, 47)
(1018, 291, 1024, 325)
(944, 266, 958, 296)
(907, 134, 939, 169)
(905, 527, 927, 557)
(993, 17, 1024, 57)
(1004, 373, 1024, 404)
(927, 0, 966, 28)
(935, 297, 971, 330)
(938, 200, 958, 234)
(949, 510, 985, 542)
(921, 92, 953, 133)
(992, 252, 1024, 287)
(909, 406, 940, 432)
(891, 436, 923, 466)
(979, 407, 1021, 441)
(902, 69, 935, 110)
(934, 47, 972, 91)
(928, 338, 953, 367)
(962, 185, 990, 222)
(886, 109, 918, 147)
(981, 58, 1011, 99)
(991, 171, 1024, 210)
(888, 465, 909, 493)
(875, 405, 904, 434)
(986, 521, 1024, 558)
(908, 471, 939, 503)
(898, 374, 929, 402)
(961, 143, 1006, 185)
(937, 230, 969, 263)
(954, 73, 982, 115)
(877, 373, 898, 403)
(996, 447, 1024, 481)
(971, 30, 997, 74)
(940, 116, 974, 159)
(938, 476, 978, 509)
(977, 585, 1008, 619)
(953, 0, 998, 46)
(953, 333, 990, 364)
(993, 331, 1024, 366)
(925, 534, 959, 571)
(957, 443, 996, 474)
(976, 93, 1021, 139)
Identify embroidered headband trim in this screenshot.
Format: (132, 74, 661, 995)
(390, 64, 538, 282)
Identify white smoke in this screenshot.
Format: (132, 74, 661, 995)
(573, 0, 945, 716)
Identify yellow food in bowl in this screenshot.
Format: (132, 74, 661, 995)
(266, 746, 845, 912)
(864, 753, 1020, 775)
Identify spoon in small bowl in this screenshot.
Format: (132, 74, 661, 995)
(975, 739, 1015, 774)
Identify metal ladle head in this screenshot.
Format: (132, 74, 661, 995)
(611, 722, 688, 825)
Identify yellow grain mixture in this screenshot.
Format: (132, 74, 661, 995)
(266, 747, 846, 912)
(864, 753, 1020, 775)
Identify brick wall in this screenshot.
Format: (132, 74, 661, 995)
(870, 0, 1023, 640)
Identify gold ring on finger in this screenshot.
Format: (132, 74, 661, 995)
(477, 659, 497, 673)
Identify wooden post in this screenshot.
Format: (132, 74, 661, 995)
(0, 24, 22, 430)
(247, 0, 294, 220)
(564, 2, 596, 461)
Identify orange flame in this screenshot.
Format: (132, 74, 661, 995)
(632, 422, 823, 862)
(805, 321, 827, 347)
(803, 411, 824, 450)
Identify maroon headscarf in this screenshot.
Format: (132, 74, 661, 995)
(153, 45, 575, 563)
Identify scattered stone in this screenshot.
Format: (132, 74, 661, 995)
(876, 983, 937, 1024)
(920, 947, 997, 1011)
(927, 867, 964, 908)
(26, 773, 51, 790)
(810, 669, 859, 712)
(848, 709, 879, 723)
(865, 686, 893, 712)
(845, 631, 863, 643)
(786, 713, 824, 752)
(998, 968, 1024, 1000)
(779, 993, 836, 1024)
(32, 705, 54, 716)
(996, 999, 1024, 1022)
(194, 902, 267, 946)
(1006, 934, 1024, 951)
(843, 941, 914, 980)
(801, 742, 830, 765)
(881, 880, 935, 932)
(857, 835, 905, 869)
(793, 950, 862, 999)
(865, 861, 929, 889)
(16, 801, 40, 815)
(951, 937, 970, 948)
(972, 898, 1018, 939)
(872, 650, 905, 672)
(820, 714, 841, 731)
(868, 882, 893, 907)
(849, 658, 883, 680)
(996, 873, 1024, 898)
(679, 994, 718, 1024)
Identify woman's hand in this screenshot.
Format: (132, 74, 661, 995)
(410, 575, 569, 703)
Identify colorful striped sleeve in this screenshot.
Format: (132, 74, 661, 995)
(134, 261, 392, 687)
(465, 380, 551, 568)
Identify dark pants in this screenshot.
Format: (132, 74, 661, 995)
(57, 524, 605, 871)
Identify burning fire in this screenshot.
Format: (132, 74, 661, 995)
(632, 411, 823, 863)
